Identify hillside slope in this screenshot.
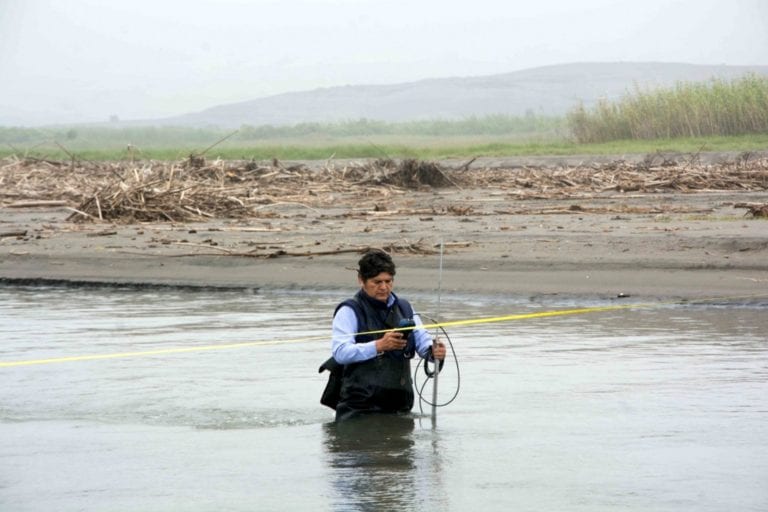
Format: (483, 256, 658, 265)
(152, 62, 768, 128)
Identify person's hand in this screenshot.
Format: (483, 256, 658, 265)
(432, 338, 447, 361)
(375, 330, 407, 353)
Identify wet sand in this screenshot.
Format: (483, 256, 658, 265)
(1, 157, 767, 301)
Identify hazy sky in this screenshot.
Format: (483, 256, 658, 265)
(1, 0, 767, 125)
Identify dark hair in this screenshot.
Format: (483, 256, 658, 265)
(358, 249, 396, 280)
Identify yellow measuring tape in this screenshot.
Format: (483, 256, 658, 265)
(0, 296, 760, 368)
(0, 302, 644, 368)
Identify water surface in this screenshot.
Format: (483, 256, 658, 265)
(1, 286, 766, 511)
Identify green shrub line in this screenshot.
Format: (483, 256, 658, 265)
(567, 74, 768, 143)
(0, 114, 566, 148)
(1, 134, 765, 162)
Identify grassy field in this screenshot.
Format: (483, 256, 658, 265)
(1, 132, 765, 162)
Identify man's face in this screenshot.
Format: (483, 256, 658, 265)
(360, 272, 394, 302)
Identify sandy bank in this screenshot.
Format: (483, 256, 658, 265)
(1, 154, 766, 301)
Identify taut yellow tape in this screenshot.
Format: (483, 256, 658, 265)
(0, 303, 638, 368)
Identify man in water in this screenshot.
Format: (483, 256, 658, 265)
(328, 249, 446, 421)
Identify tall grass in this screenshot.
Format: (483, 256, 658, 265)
(568, 74, 768, 143)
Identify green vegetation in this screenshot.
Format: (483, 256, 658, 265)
(0, 115, 570, 160)
(238, 114, 566, 139)
(1, 77, 767, 162)
(2, 133, 764, 162)
(0, 115, 565, 149)
(567, 74, 768, 143)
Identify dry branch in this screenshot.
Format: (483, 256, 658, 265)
(1, 156, 767, 224)
(6, 200, 69, 208)
(0, 230, 27, 238)
(734, 202, 768, 218)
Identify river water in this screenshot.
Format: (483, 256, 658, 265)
(1, 285, 766, 512)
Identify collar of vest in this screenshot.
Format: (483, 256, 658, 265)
(355, 289, 397, 311)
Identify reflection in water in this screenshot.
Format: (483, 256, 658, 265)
(323, 414, 417, 511)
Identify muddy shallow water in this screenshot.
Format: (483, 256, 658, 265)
(1, 286, 766, 511)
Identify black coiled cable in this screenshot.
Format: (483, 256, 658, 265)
(413, 316, 461, 413)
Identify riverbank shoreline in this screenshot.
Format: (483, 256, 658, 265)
(2, 155, 766, 302)
(2, 208, 766, 302)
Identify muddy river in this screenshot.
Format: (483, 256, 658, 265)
(1, 286, 766, 511)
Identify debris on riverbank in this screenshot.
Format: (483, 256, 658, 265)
(1, 154, 767, 224)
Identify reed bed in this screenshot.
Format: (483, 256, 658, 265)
(568, 74, 768, 143)
(1, 155, 766, 223)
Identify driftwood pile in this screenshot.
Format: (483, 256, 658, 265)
(1, 154, 767, 223)
(460, 159, 768, 197)
(362, 158, 457, 188)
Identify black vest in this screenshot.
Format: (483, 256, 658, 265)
(335, 290, 416, 358)
(333, 290, 416, 420)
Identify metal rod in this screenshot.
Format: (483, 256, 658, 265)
(432, 239, 444, 424)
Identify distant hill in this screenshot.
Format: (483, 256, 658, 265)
(148, 62, 768, 128)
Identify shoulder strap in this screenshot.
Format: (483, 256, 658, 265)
(396, 297, 414, 319)
(334, 296, 368, 343)
(334, 296, 362, 318)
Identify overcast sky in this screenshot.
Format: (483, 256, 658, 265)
(1, 0, 767, 125)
